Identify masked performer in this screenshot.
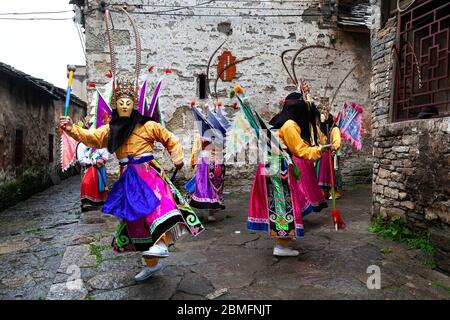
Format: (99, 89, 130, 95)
(187, 105, 226, 222)
(60, 78, 203, 281)
(228, 86, 320, 257)
(317, 104, 342, 199)
(269, 90, 329, 213)
(60, 7, 204, 281)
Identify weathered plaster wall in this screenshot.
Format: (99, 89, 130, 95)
(82, 0, 373, 185)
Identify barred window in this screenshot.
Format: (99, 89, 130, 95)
(394, 0, 450, 121)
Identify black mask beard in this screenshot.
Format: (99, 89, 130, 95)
(107, 109, 150, 153)
(269, 92, 320, 146)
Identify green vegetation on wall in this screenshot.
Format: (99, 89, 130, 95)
(0, 169, 51, 212)
(369, 215, 436, 267)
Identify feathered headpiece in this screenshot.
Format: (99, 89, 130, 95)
(105, 7, 141, 109)
(318, 104, 331, 113)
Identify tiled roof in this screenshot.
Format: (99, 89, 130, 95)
(0, 61, 86, 108)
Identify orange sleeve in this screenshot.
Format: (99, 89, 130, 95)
(331, 127, 341, 150)
(68, 124, 109, 149)
(279, 120, 323, 161)
(190, 134, 202, 167)
(144, 122, 184, 165)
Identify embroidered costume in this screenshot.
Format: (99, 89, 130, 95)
(68, 117, 203, 252)
(316, 105, 342, 199)
(76, 141, 109, 211)
(186, 105, 228, 215)
(227, 87, 318, 257)
(189, 133, 226, 211)
(61, 7, 203, 282)
(269, 92, 328, 213)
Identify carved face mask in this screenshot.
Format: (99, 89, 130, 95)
(320, 109, 329, 123)
(116, 97, 134, 117)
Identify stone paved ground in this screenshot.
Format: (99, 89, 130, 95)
(0, 176, 449, 300)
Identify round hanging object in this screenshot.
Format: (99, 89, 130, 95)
(217, 50, 236, 82)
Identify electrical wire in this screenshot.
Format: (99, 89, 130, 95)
(141, 0, 317, 3)
(74, 20, 87, 59)
(108, 9, 321, 18)
(217, 0, 316, 2)
(107, 0, 319, 17)
(126, 0, 218, 14)
(397, 0, 416, 13)
(0, 17, 73, 20)
(142, 6, 310, 11)
(0, 10, 73, 15)
(138, 5, 313, 11)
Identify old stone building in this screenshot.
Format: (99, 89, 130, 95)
(72, 0, 374, 186)
(370, 0, 450, 273)
(0, 62, 87, 211)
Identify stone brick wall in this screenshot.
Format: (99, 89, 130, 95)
(81, 0, 373, 185)
(370, 4, 450, 274)
(372, 119, 450, 227)
(0, 71, 86, 211)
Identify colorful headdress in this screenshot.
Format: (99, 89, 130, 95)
(301, 82, 310, 94)
(105, 7, 141, 109)
(318, 104, 331, 113)
(114, 78, 137, 108)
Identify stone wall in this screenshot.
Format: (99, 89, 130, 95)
(0, 71, 86, 211)
(370, 5, 450, 274)
(81, 0, 373, 185)
(372, 119, 450, 226)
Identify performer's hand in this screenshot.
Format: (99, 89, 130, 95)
(319, 144, 331, 152)
(174, 162, 184, 171)
(96, 159, 104, 167)
(59, 116, 73, 132)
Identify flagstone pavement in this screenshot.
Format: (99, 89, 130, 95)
(0, 175, 449, 300)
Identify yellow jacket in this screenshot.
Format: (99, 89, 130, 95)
(68, 121, 184, 165)
(277, 120, 325, 161)
(329, 127, 341, 151)
(190, 134, 202, 167)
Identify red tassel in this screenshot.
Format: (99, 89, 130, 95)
(105, 70, 112, 78)
(147, 65, 155, 73)
(331, 209, 346, 230)
(87, 82, 96, 88)
(165, 68, 172, 74)
(232, 101, 239, 110)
